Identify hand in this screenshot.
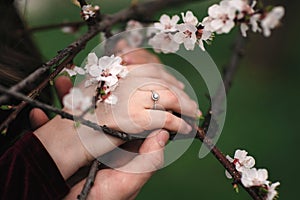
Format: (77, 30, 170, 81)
(64, 129, 170, 200)
(77, 44, 199, 159)
(33, 46, 200, 180)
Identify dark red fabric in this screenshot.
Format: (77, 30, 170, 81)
(0, 132, 70, 199)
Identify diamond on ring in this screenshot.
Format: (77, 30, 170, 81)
(151, 90, 160, 109)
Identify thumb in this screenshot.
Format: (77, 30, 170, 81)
(118, 129, 169, 174)
(29, 108, 49, 130)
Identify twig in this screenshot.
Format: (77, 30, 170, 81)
(0, 45, 82, 133)
(196, 33, 262, 200)
(0, 0, 199, 104)
(0, 84, 140, 141)
(77, 160, 99, 200)
(196, 128, 262, 200)
(77, 0, 87, 7)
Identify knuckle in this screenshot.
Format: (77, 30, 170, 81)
(164, 113, 173, 126)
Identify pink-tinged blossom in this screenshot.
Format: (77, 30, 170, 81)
(84, 53, 128, 104)
(86, 54, 127, 87)
(63, 88, 92, 111)
(241, 168, 268, 187)
(226, 149, 255, 172)
(173, 23, 197, 50)
(261, 6, 285, 37)
(266, 182, 280, 200)
(104, 94, 118, 105)
(154, 14, 180, 32)
(203, 1, 236, 34)
(181, 11, 199, 26)
(241, 13, 262, 37)
(63, 66, 85, 77)
(125, 20, 144, 47)
(81, 5, 99, 20)
(197, 27, 213, 51)
(149, 32, 180, 54)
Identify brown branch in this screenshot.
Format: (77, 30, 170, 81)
(77, 160, 99, 200)
(0, 0, 264, 199)
(0, 84, 140, 141)
(196, 33, 262, 200)
(0, 45, 82, 133)
(196, 129, 262, 200)
(77, 0, 87, 7)
(0, 0, 199, 107)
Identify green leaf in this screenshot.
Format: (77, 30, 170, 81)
(1, 128, 7, 136)
(233, 184, 239, 193)
(74, 121, 81, 128)
(0, 105, 12, 110)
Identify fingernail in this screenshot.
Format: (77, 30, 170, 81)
(122, 56, 131, 64)
(186, 125, 192, 133)
(196, 109, 202, 117)
(178, 81, 185, 89)
(157, 130, 169, 147)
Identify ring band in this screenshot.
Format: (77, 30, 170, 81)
(151, 90, 160, 109)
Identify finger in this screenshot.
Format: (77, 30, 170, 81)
(128, 64, 184, 89)
(98, 140, 143, 169)
(144, 110, 192, 134)
(65, 130, 169, 200)
(29, 108, 49, 130)
(115, 39, 161, 64)
(54, 76, 73, 102)
(139, 89, 198, 117)
(118, 129, 169, 174)
(122, 49, 161, 65)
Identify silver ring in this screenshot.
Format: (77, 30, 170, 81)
(151, 90, 160, 109)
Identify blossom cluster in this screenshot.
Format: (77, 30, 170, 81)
(81, 4, 100, 21)
(148, 11, 212, 53)
(202, 0, 285, 37)
(62, 53, 128, 111)
(226, 149, 280, 200)
(145, 0, 284, 53)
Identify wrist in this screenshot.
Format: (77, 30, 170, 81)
(34, 111, 124, 179)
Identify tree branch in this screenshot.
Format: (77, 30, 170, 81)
(0, 0, 199, 104)
(0, 84, 140, 141)
(77, 160, 99, 200)
(196, 33, 262, 200)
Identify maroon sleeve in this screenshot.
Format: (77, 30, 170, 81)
(0, 132, 70, 199)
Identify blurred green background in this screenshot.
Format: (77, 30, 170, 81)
(17, 0, 299, 199)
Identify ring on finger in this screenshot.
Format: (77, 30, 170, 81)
(151, 90, 160, 110)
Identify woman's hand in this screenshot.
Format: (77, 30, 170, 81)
(64, 129, 169, 200)
(34, 44, 200, 180)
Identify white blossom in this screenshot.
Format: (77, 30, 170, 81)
(203, 1, 236, 34)
(88, 54, 127, 87)
(63, 66, 85, 77)
(241, 168, 268, 187)
(63, 88, 92, 112)
(226, 149, 255, 172)
(148, 32, 180, 54)
(173, 23, 197, 50)
(125, 20, 144, 47)
(83, 53, 128, 104)
(181, 11, 198, 26)
(81, 5, 99, 20)
(154, 14, 180, 32)
(266, 182, 280, 200)
(240, 23, 249, 37)
(261, 6, 285, 37)
(197, 28, 213, 51)
(104, 94, 118, 105)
